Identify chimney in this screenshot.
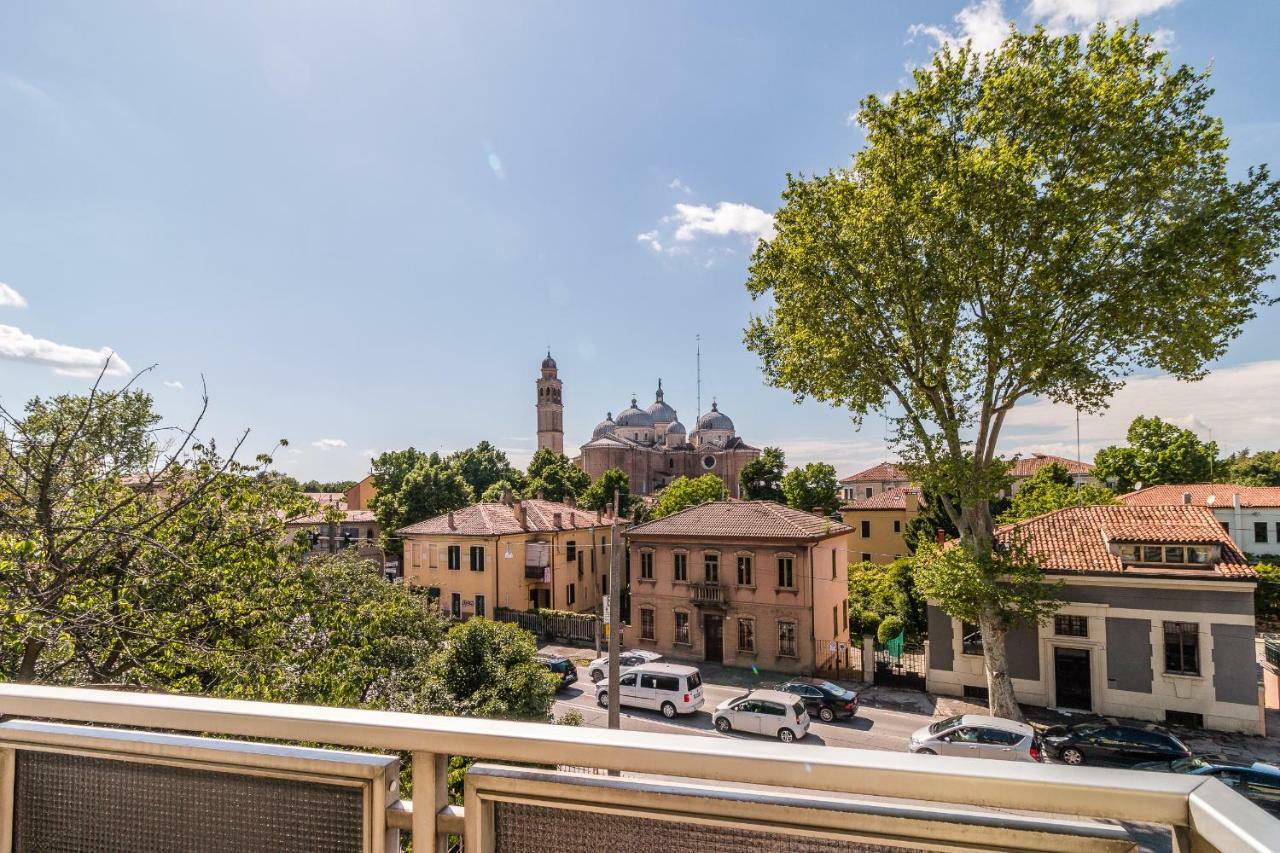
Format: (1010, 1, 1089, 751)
(935, 528, 947, 545)
(596, 508, 602, 524)
(512, 498, 527, 529)
(566, 494, 576, 508)
(811, 506, 825, 517)
(536, 489, 546, 501)
(1134, 481, 1143, 491)
(1233, 493, 1242, 510)
(501, 487, 513, 506)
(1182, 492, 1192, 505)
(447, 511, 455, 531)
(552, 511, 563, 529)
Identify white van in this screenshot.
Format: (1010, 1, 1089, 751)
(595, 663, 704, 718)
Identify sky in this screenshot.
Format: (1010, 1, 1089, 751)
(1, 0, 1278, 481)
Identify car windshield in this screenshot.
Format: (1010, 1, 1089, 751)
(547, 660, 571, 674)
(817, 681, 850, 697)
(1169, 757, 1210, 773)
(928, 715, 964, 735)
(686, 672, 702, 689)
(792, 702, 806, 717)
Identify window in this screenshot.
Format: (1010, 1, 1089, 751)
(893, 519, 901, 533)
(1256, 522, 1270, 544)
(961, 622, 984, 656)
(1277, 522, 1280, 543)
(861, 552, 871, 562)
(450, 593, 461, 618)
(704, 552, 719, 582)
(1221, 521, 1230, 534)
(736, 554, 753, 585)
(778, 621, 797, 657)
(565, 583, 576, 606)
(654, 675, 679, 691)
(865, 487, 873, 499)
(833, 606, 839, 636)
(640, 550, 654, 580)
(842, 599, 848, 630)
(1118, 543, 1211, 565)
(640, 607, 655, 640)
(1164, 621, 1200, 675)
(426, 586, 440, 602)
(475, 594, 486, 618)
(673, 552, 688, 582)
(860, 520, 871, 538)
(428, 543, 438, 568)
(831, 549, 837, 579)
(1054, 615, 1088, 637)
(447, 545, 461, 571)
(702, 455, 716, 470)
(777, 556, 795, 588)
(566, 540, 577, 561)
(366, 528, 374, 541)
(737, 618, 755, 652)
(470, 545, 485, 571)
(674, 611, 690, 645)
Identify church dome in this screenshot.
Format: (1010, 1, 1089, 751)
(696, 400, 734, 432)
(592, 412, 617, 439)
(616, 398, 654, 428)
(645, 380, 677, 424)
(665, 419, 686, 434)
(541, 351, 557, 369)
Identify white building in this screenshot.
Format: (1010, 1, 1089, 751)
(1120, 484, 1280, 558)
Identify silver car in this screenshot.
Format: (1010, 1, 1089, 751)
(713, 689, 811, 743)
(908, 714, 1044, 763)
(586, 649, 663, 683)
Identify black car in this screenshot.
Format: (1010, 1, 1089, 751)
(538, 655, 578, 691)
(1133, 756, 1280, 815)
(1042, 719, 1190, 767)
(777, 680, 859, 723)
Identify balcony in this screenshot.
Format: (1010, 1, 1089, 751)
(690, 581, 727, 608)
(0, 683, 1276, 852)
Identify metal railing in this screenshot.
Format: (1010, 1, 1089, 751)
(690, 581, 726, 606)
(0, 683, 1276, 852)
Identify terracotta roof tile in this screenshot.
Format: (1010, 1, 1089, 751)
(840, 462, 909, 484)
(1008, 453, 1096, 478)
(842, 486, 920, 510)
(994, 505, 1252, 579)
(288, 509, 376, 525)
(627, 501, 851, 541)
(398, 500, 609, 537)
(1119, 484, 1280, 509)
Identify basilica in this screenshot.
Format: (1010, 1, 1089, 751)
(536, 354, 760, 496)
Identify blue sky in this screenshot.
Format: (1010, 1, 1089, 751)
(2, 0, 1278, 480)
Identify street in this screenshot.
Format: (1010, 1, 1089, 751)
(552, 662, 926, 752)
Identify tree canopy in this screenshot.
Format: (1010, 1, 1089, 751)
(578, 467, 640, 518)
(523, 448, 591, 502)
(369, 450, 473, 553)
(997, 462, 1119, 523)
(1219, 449, 1280, 487)
(1093, 416, 1219, 492)
(447, 441, 524, 499)
(739, 446, 786, 501)
(652, 474, 728, 518)
(422, 617, 558, 720)
(744, 25, 1279, 718)
(781, 461, 840, 515)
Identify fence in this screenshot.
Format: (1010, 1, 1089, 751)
(494, 607, 598, 644)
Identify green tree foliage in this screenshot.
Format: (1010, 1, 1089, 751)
(423, 617, 558, 720)
(652, 474, 728, 518)
(876, 614, 905, 645)
(743, 26, 1280, 718)
(781, 461, 840, 515)
(298, 479, 358, 493)
(578, 468, 639, 517)
(847, 558, 926, 638)
(370, 450, 474, 554)
(1094, 416, 1220, 493)
(523, 448, 591, 503)
(997, 462, 1120, 523)
(1219, 449, 1280, 487)
(1255, 563, 1280, 626)
(739, 446, 787, 502)
(447, 441, 524, 499)
(902, 490, 961, 553)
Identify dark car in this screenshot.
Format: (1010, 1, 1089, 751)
(777, 680, 859, 723)
(538, 655, 578, 690)
(1042, 719, 1190, 767)
(1133, 756, 1280, 815)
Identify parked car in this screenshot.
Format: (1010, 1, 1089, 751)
(1132, 756, 1280, 815)
(777, 679, 859, 722)
(537, 654, 578, 691)
(586, 649, 663, 682)
(908, 714, 1044, 762)
(1042, 719, 1190, 767)
(713, 689, 811, 743)
(595, 663, 703, 718)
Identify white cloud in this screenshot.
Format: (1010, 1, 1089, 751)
(761, 436, 891, 479)
(163, 380, 184, 390)
(671, 202, 775, 243)
(0, 325, 130, 377)
(1, 73, 54, 105)
(0, 283, 27, 308)
(668, 178, 694, 195)
(1025, 0, 1181, 32)
(483, 142, 505, 179)
(636, 230, 663, 252)
(311, 438, 348, 450)
(909, 0, 1010, 55)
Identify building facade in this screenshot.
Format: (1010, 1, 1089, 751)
(925, 504, 1260, 734)
(285, 509, 383, 564)
(344, 475, 377, 511)
(625, 501, 853, 675)
(399, 496, 616, 619)
(1007, 453, 1098, 495)
(838, 462, 910, 503)
(535, 352, 564, 454)
(840, 487, 920, 564)
(1120, 484, 1280, 558)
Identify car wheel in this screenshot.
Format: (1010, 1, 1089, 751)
(590, 669, 603, 683)
(818, 707, 835, 723)
(661, 701, 677, 719)
(916, 748, 936, 755)
(597, 691, 608, 709)
(778, 728, 796, 744)
(1061, 747, 1085, 766)
(715, 717, 732, 733)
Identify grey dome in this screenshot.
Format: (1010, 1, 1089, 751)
(665, 419, 686, 434)
(592, 412, 616, 439)
(541, 350, 557, 369)
(616, 398, 655, 428)
(696, 400, 734, 432)
(645, 379, 677, 423)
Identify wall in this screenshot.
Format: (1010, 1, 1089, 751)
(344, 476, 376, 511)
(1212, 506, 1280, 557)
(839, 507, 914, 565)
(839, 478, 909, 502)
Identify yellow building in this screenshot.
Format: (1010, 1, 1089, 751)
(840, 487, 920, 564)
(398, 495, 616, 619)
(345, 475, 377, 511)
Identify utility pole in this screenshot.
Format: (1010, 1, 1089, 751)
(607, 489, 622, 733)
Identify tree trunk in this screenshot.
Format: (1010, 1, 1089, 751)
(978, 613, 1023, 721)
(16, 638, 43, 683)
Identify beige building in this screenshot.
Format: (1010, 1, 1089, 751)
(285, 509, 383, 564)
(1007, 453, 1097, 495)
(625, 501, 853, 675)
(841, 487, 921, 564)
(344, 475, 377, 510)
(399, 495, 616, 619)
(838, 462, 910, 502)
(926, 504, 1260, 734)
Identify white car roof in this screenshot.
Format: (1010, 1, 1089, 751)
(744, 689, 802, 705)
(630, 662, 699, 676)
(952, 715, 1035, 735)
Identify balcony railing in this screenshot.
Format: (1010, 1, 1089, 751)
(690, 581, 726, 607)
(0, 683, 1276, 852)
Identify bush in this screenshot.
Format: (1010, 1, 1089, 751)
(877, 614, 905, 644)
(857, 610, 882, 637)
(536, 608, 598, 622)
(555, 709, 584, 727)
(1256, 563, 1280, 626)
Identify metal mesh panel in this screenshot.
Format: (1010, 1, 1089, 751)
(493, 801, 905, 852)
(14, 750, 366, 853)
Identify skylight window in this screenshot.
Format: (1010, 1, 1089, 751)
(1119, 544, 1211, 566)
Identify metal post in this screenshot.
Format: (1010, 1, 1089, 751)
(411, 750, 448, 853)
(607, 489, 622, 732)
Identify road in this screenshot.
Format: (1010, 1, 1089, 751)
(552, 663, 926, 752)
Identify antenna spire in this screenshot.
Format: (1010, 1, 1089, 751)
(696, 334, 702, 423)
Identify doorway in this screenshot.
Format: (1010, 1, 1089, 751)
(1054, 647, 1092, 711)
(703, 615, 723, 663)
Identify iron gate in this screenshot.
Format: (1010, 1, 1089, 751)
(874, 642, 926, 691)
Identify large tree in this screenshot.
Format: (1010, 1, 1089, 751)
(369, 450, 474, 554)
(523, 448, 590, 502)
(422, 617, 558, 720)
(578, 467, 639, 518)
(745, 26, 1280, 718)
(1219, 449, 1280, 487)
(1093, 415, 1219, 492)
(781, 461, 840, 515)
(447, 441, 523, 499)
(739, 446, 787, 501)
(652, 474, 728, 518)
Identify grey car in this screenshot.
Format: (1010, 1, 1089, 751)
(908, 714, 1045, 763)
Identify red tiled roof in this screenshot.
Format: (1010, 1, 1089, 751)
(842, 486, 920, 511)
(840, 462, 909, 484)
(627, 501, 851, 541)
(304, 492, 349, 510)
(1008, 453, 1095, 478)
(398, 500, 610, 536)
(288, 509, 376, 525)
(1119, 484, 1280, 509)
(994, 505, 1253, 579)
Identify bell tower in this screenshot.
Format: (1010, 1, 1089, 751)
(536, 350, 564, 454)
